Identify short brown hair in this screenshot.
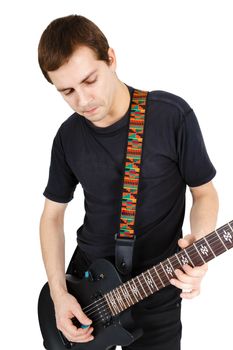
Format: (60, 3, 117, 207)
(38, 15, 110, 83)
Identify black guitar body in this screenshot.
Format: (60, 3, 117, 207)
(38, 259, 143, 350)
(38, 221, 233, 349)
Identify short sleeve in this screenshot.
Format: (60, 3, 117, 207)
(177, 109, 216, 187)
(43, 129, 79, 203)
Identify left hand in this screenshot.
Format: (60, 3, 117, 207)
(169, 234, 208, 299)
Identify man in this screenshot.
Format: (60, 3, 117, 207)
(38, 14, 218, 349)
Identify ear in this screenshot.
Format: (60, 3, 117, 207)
(108, 47, 117, 71)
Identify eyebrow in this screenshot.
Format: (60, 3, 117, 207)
(57, 69, 98, 92)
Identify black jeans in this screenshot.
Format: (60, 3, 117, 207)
(67, 246, 182, 350)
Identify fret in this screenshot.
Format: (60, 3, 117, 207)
(167, 257, 176, 276)
(104, 294, 115, 316)
(124, 283, 134, 305)
(190, 243, 207, 264)
(170, 254, 182, 270)
(223, 228, 233, 246)
(228, 220, 233, 231)
(120, 284, 132, 307)
(137, 276, 148, 298)
(218, 225, 233, 250)
(127, 280, 139, 303)
(132, 279, 143, 300)
(215, 229, 228, 251)
(108, 291, 120, 315)
(203, 236, 216, 257)
(204, 231, 227, 257)
(142, 271, 154, 293)
(160, 262, 171, 281)
(116, 286, 127, 310)
(110, 290, 120, 314)
(205, 231, 225, 257)
(177, 249, 195, 267)
(153, 266, 165, 288)
(146, 270, 159, 291)
(140, 273, 152, 294)
(194, 238, 214, 263)
(165, 261, 174, 278)
(175, 253, 184, 268)
(112, 288, 124, 312)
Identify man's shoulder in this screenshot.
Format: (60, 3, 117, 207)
(60, 112, 80, 129)
(56, 112, 83, 138)
(148, 89, 192, 115)
(52, 112, 83, 146)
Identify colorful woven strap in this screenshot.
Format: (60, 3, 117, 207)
(118, 89, 148, 239)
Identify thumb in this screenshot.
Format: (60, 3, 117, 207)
(178, 234, 193, 249)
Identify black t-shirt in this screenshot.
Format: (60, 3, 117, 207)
(43, 84, 216, 277)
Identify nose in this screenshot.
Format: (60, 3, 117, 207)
(76, 88, 92, 109)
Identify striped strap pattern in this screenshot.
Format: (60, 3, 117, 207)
(118, 89, 148, 239)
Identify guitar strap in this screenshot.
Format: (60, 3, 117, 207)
(115, 89, 148, 276)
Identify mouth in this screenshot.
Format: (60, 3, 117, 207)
(83, 107, 98, 115)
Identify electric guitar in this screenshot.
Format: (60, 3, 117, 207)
(38, 220, 233, 349)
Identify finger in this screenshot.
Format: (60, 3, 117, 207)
(70, 327, 94, 343)
(63, 325, 94, 343)
(173, 268, 196, 284)
(61, 317, 91, 339)
(76, 325, 93, 337)
(180, 288, 200, 299)
(182, 264, 208, 278)
(178, 238, 189, 249)
(73, 304, 92, 327)
(178, 234, 193, 248)
(170, 277, 193, 291)
(61, 318, 81, 338)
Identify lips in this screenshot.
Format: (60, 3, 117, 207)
(84, 107, 98, 113)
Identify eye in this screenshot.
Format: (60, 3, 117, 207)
(85, 78, 97, 85)
(64, 89, 74, 96)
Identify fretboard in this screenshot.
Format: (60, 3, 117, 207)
(104, 220, 233, 316)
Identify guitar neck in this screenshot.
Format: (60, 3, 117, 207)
(104, 220, 233, 316)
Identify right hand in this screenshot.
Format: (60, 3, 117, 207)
(53, 291, 94, 343)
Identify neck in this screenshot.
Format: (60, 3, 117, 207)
(103, 220, 233, 316)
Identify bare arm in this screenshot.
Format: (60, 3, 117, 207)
(170, 180, 219, 299)
(39, 198, 93, 343)
(189, 180, 219, 238)
(39, 198, 68, 302)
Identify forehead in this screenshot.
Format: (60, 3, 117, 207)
(67, 46, 99, 65)
(48, 46, 101, 87)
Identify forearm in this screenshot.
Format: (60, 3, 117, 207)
(39, 215, 67, 302)
(190, 187, 219, 238)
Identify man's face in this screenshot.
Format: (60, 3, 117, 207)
(48, 46, 117, 125)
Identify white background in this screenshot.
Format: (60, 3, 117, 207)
(0, 0, 233, 349)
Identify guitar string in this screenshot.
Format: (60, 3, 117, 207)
(79, 233, 232, 322)
(86, 232, 232, 328)
(82, 234, 225, 327)
(81, 231, 230, 316)
(80, 239, 232, 324)
(76, 233, 232, 324)
(80, 239, 232, 328)
(87, 223, 231, 314)
(91, 231, 233, 326)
